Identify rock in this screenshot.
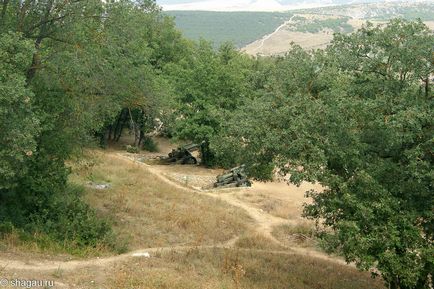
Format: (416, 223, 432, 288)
(87, 182, 111, 190)
(132, 252, 151, 258)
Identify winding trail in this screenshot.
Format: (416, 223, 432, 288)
(251, 15, 296, 54)
(0, 152, 349, 272)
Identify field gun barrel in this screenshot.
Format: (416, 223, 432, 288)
(214, 164, 251, 188)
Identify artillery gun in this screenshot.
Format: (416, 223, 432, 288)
(164, 143, 203, 165)
(214, 165, 251, 188)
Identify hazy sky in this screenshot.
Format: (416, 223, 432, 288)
(156, 0, 402, 11)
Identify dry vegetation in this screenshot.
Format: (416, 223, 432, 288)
(234, 231, 286, 251)
(273, 222, 318, 248)
(243, 13, 429, 56)
(2, 248, 383, 289)
(104, 248, 385, 289)
(234, 180, 319, 221)
(0, 145, 387, 288)
(70, 150, 251, 250)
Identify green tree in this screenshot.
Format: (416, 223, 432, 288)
(0, 0, 183, 250)
(215, 20, 433, 289)
(164, 40, 255, 164)
(0, 32, 39, 190)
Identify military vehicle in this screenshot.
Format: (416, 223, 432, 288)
(214, 165, 251, 188)
(164, 143, 204, 165)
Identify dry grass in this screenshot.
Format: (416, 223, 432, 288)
(234, 232, 286, 251)
(0, 248, 385, 289)
(1, 148, 388, 289)
(273, 222, 318, 248)
(236, 192, 300, 220)
(102, 248, 386, 289)
(70, 150, 252, 250)
(243, 13, 429, 56)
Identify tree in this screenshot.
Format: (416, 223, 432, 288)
(164, 40, 256, 164)
(0, 32, 39, 190)
(0, 0, 181, 249)
(215, 20, 433, 289)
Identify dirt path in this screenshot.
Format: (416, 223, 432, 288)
(0, 240, 235, 272)
(248, 15, 296, 54)
(116, 153, 348, 266)
(0, 152, 348, 272)
(117, 154, 294, 241)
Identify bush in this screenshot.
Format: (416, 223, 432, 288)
(126, 145, 139, 153)
(0, 153, 121, 255)
(0, 222, 14, 237)
(141, 136, 159, 152)
(22, 184, 120, 252)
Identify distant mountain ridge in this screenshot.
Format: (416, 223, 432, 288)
(159, 0, 433, 12)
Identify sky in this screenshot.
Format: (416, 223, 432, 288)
(156, 0, 405, 11)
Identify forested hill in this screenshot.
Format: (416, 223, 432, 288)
(164, 11, 292, 47)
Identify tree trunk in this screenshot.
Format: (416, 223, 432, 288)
(107, 124, 113, 141)
(0, 0, 9, 28)
(389, 277, 402, 289)
(114, 108, 128, 142)
(424, 78, 430, 98)
(26, 38, 42, 82)
(128, 108, 141, 147)
(26, 0, 54, 83)
(138, 130, 144, 147)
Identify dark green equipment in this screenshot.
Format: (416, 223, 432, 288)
(214, 165, 251, 188)
(165, 143, 204, 165)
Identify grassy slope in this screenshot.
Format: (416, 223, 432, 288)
(104, 248, 386, 289)
(165, 11, 292, 48)
(74, 149, 384, 289)
(70, 150, 251, 250)
(1, 148, 387, 288)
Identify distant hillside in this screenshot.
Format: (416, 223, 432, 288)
(160, 0, 402, 12)
(166, 2, 434, 52)
(302, 2, 434, 20)
(164, 11, 292, 47)
(243, 2, 434, 56)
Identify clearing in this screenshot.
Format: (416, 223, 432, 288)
(0, 138, 386, 289)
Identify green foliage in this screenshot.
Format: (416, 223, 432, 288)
(0, 32, 39, 189)
(142, 136, 159, 152)
(126, 145, 139, 154)
(165, 11, 292, 48)
(0, 222, 14, 237)
(0, 0, 179, 253)
(165, 41, 253, 142)
(163, 41, 262, 165)
(293, 17, 353, 34)
(215, 20, 433, 289)
(29, 184, 116, 249)
(1, 0, 433, 287)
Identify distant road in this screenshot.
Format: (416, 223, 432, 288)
(252, 15, 296, 53)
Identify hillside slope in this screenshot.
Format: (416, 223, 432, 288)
(0, 141, 387, 289)
(165, 11, 292, 47)
(166, 2, 434, 53)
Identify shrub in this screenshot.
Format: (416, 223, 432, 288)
(126, 145, 139, 153)
(141, 136, 159, 152)
(0, 222, 14, 237)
